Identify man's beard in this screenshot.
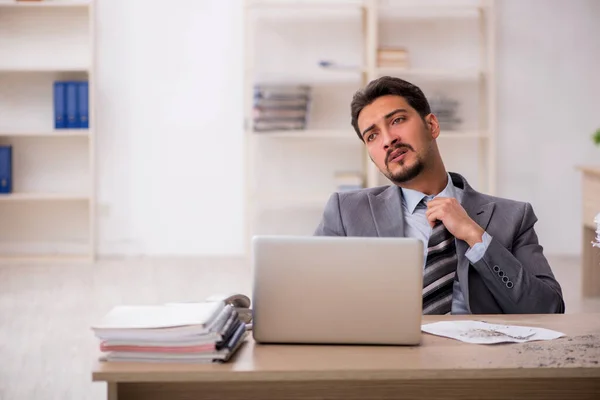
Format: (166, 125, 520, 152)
(383, 143, 425, 184)
(385, 158, 424, 184)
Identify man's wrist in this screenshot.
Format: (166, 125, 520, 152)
(466, 225, 485, 248)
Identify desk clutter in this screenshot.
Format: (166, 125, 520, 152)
(422, 320, 565, 344)
(92, 296, 252, 363)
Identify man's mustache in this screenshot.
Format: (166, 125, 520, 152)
(386, 143, 414, 164)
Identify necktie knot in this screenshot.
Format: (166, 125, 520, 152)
(418, 196, 434, 210)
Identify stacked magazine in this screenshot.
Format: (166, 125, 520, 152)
(253, 84, 311, 132)
(92, 301, 248, 363)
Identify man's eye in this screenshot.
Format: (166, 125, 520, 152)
(392, 117, 404, 125)
(367, 132, 377, 142)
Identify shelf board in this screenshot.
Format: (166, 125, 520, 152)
(253, 70, 363, 85)
(0, 0, 91, 7)
(0, 193, 91, 202)
(247, 0, 364, 7)
(376, 68, 483, 81)
(247, 0, 364, 13)
(0, 130, 91, 138)
(251, 129, 356, 140)
(0, 66, 90, 73)
(251, 129, 486, 139)
(378, 5, 482, 20)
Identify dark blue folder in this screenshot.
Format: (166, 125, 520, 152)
(65, 81, 79, 128)
(78, 81, 89, 129)
(0, 146, 12, 194)
(53, 82, 66, 129)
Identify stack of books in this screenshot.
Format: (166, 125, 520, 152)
(92, 301, 248, 363)
(377, 47, 409, 69)
(253, 84, 311, 132)
(429, 94, 462, 130)
(53, 81, 89, 129)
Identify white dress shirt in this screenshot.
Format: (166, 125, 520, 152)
(400, 173, 493, 314)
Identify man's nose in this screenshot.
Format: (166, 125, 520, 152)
(382, 129, 399, 150)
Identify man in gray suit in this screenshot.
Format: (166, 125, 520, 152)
(315, 76, 564, 315)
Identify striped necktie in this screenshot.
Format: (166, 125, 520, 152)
(422, 213, 458, 315)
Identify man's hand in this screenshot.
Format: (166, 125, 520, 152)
(426, 197, 485, 247)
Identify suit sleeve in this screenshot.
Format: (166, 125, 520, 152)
(314, 193, 346, 236)
(470, 203, 565, 314)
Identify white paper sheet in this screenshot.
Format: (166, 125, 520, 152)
(422, 320, 565, 344)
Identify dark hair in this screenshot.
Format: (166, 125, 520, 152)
(350, 76, 431, 141)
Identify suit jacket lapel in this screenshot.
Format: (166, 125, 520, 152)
(367, 185, 404, 237)
(451, 172, 496, 313)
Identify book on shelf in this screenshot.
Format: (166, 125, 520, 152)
(66, 82, 78, 128)
(0, 146, 12, 194)
(253, 84, 311, 132)
(377, 47, 408, 59)
(91, 293, 252, 364)
(254, 108, 308, 120)
(53, 80, 89, 130)
(377, 47, 410, 69)
(53, 82, 66, 129)
(77, 81, 89, 129)
(318, 60, 361, 70)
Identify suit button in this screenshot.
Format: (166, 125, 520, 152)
(502, 276, 509, 283)
(493, 265, 500, 272)
(506, 281, 514, 288)
(498, 270, 505, 277)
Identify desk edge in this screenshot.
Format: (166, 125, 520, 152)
(92, 367, 600, 383)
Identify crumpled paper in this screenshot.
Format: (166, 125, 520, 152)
(422, 320, 565, 344)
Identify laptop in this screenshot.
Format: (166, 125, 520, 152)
(251, 235, 424, 345)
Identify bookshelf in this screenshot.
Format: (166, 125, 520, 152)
(0, 0, 95, 262)
(245, 0, 495, 253)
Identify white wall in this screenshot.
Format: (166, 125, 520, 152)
(95, 0, 599, 257)
(496, 0, 600, 255)
(96, 0, 245, 256)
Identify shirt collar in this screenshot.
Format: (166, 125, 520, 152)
(401, 173, 457, 214)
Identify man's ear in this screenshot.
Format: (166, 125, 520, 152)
(425, 113, 441, 139)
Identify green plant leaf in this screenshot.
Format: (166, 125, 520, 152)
(594, 128, 600, 146)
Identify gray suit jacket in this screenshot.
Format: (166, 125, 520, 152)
(314, 172, 565, 314)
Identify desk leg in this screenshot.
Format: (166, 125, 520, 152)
(582, 226, 600, 297)
(107, 383, 118, 400)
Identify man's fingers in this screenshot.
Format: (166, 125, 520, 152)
(426, 209, 440, 227)
(426, 197, 451, 207)
(426, 203, 443, 219)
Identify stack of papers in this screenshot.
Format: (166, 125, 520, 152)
(92, 301, 248, 363)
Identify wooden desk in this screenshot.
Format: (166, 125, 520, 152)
(93, 314, 600, 400)
(578, 166, 600, 296)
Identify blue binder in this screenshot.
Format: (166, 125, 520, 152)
(0, 146, 12, 194)
(77, 81, 89, 129)
(65, 81, 79, 128)
(53, 81, 66, 129)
